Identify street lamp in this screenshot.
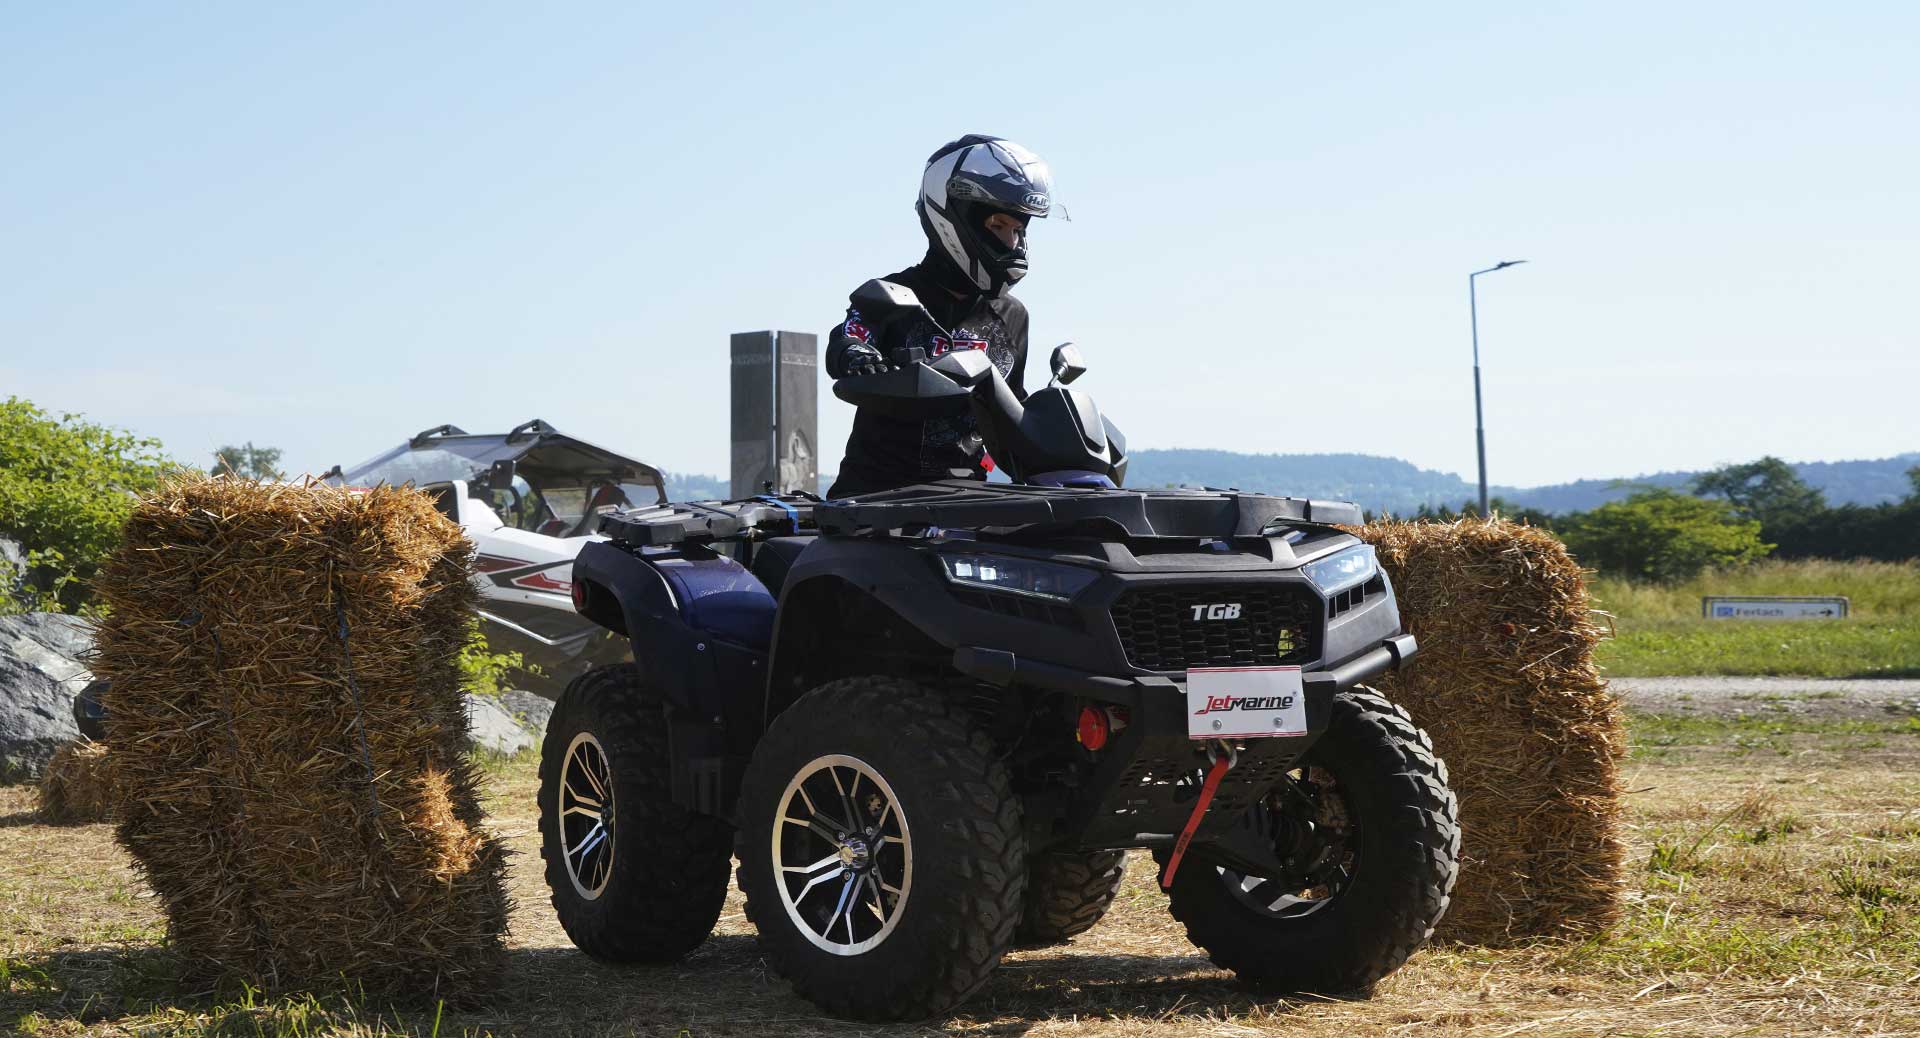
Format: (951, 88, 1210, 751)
(1469, 260, 1526, 516)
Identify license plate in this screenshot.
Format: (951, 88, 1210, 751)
(1186, 666, 1307, 739)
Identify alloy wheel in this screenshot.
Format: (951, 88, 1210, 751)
(772, 754, 912, 956)
(560, 731, 616, 899)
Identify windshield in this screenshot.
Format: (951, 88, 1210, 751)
(333, 428, 668, 510)
(341, 441, 517, 487)
(487, 478, 636, 536)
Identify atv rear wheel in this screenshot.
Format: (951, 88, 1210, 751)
(1158, 689, 1459, 993)
(1016, 850, 1127, 947)
(736, 677, 1026, 1021)
(538, 664, 733, 962)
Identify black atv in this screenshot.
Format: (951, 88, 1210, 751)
(537, 280, 1459, 1020)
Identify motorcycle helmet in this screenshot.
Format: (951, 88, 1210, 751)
(916, 134, 1055, 296)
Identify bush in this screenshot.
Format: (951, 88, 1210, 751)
(457, 624, 539, 699)
(1559, 489, 1771, 583)
(0, 398, 176, 611)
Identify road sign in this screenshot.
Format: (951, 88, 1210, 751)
(1701, 596, 1849, 620)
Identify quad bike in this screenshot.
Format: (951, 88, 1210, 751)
(537, 280, 1460, 1020)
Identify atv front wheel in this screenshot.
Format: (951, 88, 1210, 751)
(1016, 850, 1127, 946)
(538, 664, 733, 962)
(736, 677, 1026, 1021)
(1158, 689, 1459, 993)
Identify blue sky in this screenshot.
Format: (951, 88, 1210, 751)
(4, 3, 1915, 487)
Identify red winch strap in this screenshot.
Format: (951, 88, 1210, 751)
(1160, 753, 1234, 889)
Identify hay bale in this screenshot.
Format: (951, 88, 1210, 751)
(36, 740, 115, 823)
(1352, 518, 1626, 944)
(89, 476, 508, 994)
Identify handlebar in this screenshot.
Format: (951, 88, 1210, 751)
(830, 345, 1121, 489)
(830, 349, 993, 418)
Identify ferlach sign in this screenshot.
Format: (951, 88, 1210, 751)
(1702, 596, 1850, 620)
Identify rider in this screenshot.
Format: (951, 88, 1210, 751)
(823, 134, 1056, 498)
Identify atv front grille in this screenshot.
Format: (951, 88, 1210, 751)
(1109, 583, 1322, 671)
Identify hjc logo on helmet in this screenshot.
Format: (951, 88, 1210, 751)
(1190, 603, 1243, 621)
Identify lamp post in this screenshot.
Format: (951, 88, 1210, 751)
(1469, 260, 1526, 516)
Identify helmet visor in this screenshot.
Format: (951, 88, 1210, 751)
(950, 139, 1058, 218)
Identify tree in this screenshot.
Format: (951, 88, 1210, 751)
(0, 397, 177, 611)
(1558, 488, 1771, 582)
(1406, 497, 1554, 528)
(211, 441, 285, 481)
(1691, 457, 1825, 533)
(1737, 461, 1919, 562)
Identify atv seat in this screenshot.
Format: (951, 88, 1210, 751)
(751, 536, 815, 598)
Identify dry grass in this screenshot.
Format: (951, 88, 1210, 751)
(1590, 558, 1920, 622)
(85, 476, 508, 995)
(4, 713, 1916, 1037)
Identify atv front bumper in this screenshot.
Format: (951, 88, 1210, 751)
(954, 634, 1416, 855)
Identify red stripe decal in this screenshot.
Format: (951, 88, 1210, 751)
(513, 572, 573, 593)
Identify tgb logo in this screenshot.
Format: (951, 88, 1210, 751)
(1190, 603, 1243, 621)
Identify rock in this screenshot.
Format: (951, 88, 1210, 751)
(499, 690, 554, 735)
(0, 612, 94, 781)
(462, 693, 536, 755)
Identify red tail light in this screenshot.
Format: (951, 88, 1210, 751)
(570, 580, 588, 613)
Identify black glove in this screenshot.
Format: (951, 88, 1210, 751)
(841, 342, 886, 376)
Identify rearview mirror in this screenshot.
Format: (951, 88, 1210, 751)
(487, 459, 516, 488)
(1050, 343, 1086, 385)
(850, 278, 922, 314)
(849, 278, 948, 336)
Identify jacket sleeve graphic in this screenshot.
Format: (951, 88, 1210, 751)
(824, 307, 884, 379)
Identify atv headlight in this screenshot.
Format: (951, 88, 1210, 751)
(937, 553, 1098, 602)
(1302, 544, 1377, 594)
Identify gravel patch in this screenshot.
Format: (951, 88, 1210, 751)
(1609, 676, 1920, 720)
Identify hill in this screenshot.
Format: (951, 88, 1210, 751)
(1122, 449, 1920, 516)
(672, 450, 1917, 517)
(1119, 450, 1479, 516)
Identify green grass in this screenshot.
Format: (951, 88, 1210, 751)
(1587, 558, 1920, 677)
(1595, 617, 1920, 677)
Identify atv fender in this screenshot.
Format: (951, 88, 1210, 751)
(763, 540, 965, 724)
(570, 540, 773, 723)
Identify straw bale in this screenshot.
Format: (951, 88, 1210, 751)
(35, 740, 116, 824)
(87, 476, 508, 995)
(1350, 518, 1626, 945)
